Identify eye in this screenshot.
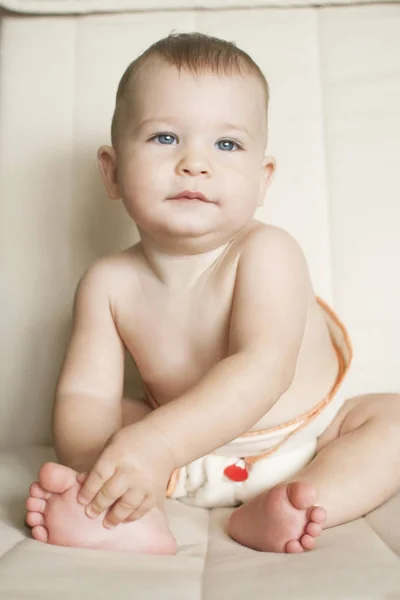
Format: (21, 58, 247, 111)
(150, 133, 178, 145)
(215, 139, 242, 152)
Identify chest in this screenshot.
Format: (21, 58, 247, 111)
(119, 273, 236, 390)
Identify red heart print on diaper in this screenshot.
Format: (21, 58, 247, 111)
(223, 459, 249, 482)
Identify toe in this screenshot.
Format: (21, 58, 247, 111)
(305, 521, 322, 537)
(39, 462, 78, 494)
(287, 482, 317, 510)
(285, 539, 304, 553)
(26, 512, 45, 527)
(300, 534, 315, 551)
(26, 497, 46, 513)
(309, 505, 327, 524)
(31, 525, 48, 543)
(29, 482, 51, 500)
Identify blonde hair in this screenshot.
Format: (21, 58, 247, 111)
(111, 32, 269, 146)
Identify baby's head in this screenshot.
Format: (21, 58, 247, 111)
(99, 32, 276, 253)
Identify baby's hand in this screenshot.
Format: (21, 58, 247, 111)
(77, 422, 176, 528)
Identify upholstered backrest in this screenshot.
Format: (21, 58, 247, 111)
(0, 1, 399, 447)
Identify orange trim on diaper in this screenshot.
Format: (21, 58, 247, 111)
(166, 468, 180, 497)
(244, 339, 345, 465)
(163, 296, 353, 497)
(239, 298, 352, 439)
(244, 297, 353, 465)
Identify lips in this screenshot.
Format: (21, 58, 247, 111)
(168, 190, 212, 203)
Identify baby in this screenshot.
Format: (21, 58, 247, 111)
(26, 32, 400, 554)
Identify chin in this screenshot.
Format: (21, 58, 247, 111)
(157, 214, 220, 238)
(137, 211, 251, 248)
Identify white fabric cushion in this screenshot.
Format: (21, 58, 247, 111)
(0, 447, 399, 598)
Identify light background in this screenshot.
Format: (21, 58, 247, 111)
(0, 2, 399, 447)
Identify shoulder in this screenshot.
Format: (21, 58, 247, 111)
(74, 245, 141, 305)
(79, 245, 141, 285)
(228, 222, 312, 359)
(236, 221, 309, 272)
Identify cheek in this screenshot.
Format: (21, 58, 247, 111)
(223, 161, 261, 201)
(119, 154, 167, 198)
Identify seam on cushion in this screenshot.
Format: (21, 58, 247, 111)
(363, 517, 400, 561)
(68, 14, 78, 296)
(0, 538, 26, 563)
(1, 3, 399, 16)
(200, 508, 211, 600)
(315, 6, 336, 307)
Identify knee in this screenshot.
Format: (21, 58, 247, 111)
(317, 393, 400, 451)
(339, 393, 400, 437)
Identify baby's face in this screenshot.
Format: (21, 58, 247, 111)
(114, 63, 273, 248)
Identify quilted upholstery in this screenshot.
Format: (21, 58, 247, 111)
(0, 448, 399, 598)
(0, 2, 399, 597)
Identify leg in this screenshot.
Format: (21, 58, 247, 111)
(26, 398, 177, 553)
(228, 393, 400, 553)
(293, 392, 400, 526)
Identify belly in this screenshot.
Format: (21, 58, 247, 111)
(141, 332, 339, 432)
(136, 298, 341, 434)
(250, 303, 341, 431)
(252, 349, 339, 431)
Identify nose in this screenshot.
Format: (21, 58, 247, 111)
(176, 147, 211, 177)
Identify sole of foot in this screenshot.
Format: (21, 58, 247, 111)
(228, 481, 327, 553)
(25, 462, 177, 554)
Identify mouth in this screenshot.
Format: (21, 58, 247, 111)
(167, 190, 213, 203)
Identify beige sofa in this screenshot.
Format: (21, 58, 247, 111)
(1, 0, 400, 597)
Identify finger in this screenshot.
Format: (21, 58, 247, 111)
(85, 473, 130, 518)
(103, 489, 147, 529)
(77, 460, 116, 506)
(123, 496, 155, 523)
(76, 472, 88, 484)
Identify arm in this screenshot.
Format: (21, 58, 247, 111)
(144, 227, 312, 467)
(53, 260, 125, 473)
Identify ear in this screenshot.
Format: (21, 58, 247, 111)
(98, 145, 120, 200)
(258, 155, 276, 207)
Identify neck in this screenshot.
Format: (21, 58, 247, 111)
(139, 236, 231, 289)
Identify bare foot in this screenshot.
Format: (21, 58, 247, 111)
(25, 462, 177, 554)
(227, 481, 327, 553)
